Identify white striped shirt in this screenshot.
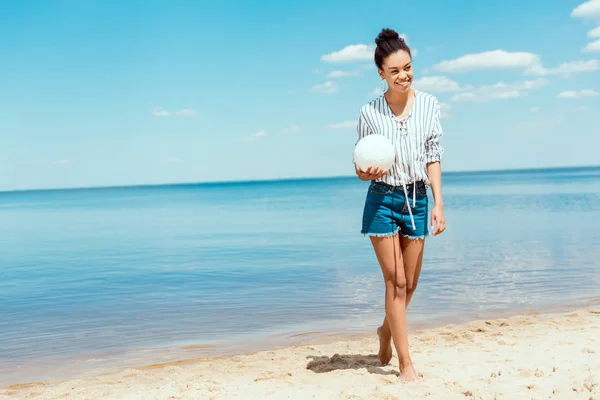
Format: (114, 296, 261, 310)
(355, 89, 444, 187)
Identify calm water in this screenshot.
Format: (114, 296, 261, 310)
(1, 167, 600, 385)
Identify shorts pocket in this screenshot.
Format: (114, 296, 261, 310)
(416, 182, 427, 197)
(369, 182, 392, 195)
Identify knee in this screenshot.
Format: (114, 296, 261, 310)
(386, 278, 407, 298)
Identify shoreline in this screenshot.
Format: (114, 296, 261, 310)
(2, 164, 598, 194)
(2, 304, 599, 399)
(3, 298, 599, 388)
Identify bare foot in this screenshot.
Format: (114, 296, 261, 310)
(399, 363, 419, 382)
(377, 326, 393, 366)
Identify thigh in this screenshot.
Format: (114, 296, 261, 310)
(400, 236, 425, 290)
(370, 234, 406, 288)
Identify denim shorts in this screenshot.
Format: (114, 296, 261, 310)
(361, 180, 429, 239)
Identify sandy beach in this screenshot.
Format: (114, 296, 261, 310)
(1, 308, 599, 400)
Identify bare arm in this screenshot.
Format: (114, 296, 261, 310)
(425, 102, 446, 235)
(426, 161, 443, 207)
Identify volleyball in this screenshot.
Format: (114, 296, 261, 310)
(353, 134, 396, 172)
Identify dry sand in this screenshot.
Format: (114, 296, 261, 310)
(2, 308, 599, 400)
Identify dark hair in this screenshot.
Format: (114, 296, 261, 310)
(374, 28, 411, 70)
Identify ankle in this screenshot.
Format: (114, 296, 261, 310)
(399, 358, 413, 369)
(377, 326, 391, 340)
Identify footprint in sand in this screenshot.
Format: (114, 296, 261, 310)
(582, 347, 597, 354)
(518, 369, 533, 378)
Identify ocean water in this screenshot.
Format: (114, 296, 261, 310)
(1, 167, 600, 385)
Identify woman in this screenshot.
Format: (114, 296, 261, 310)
(354, 28, 446, 381)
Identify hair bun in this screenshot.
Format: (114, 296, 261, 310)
(375, 28, 401, 46)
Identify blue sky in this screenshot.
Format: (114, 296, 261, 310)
(1, 0, 599, 191)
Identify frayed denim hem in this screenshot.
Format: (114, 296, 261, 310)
(400, 231, 428, 240)
(361, 227, 400, 238)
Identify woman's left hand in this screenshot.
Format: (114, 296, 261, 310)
(430, 204, 446, 236)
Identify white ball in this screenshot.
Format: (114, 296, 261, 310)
(353, 134, 395, 172)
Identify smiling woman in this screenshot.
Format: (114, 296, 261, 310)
(352, 27, 446, 382)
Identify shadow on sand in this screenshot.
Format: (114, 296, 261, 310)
(306, 354, 399, 376)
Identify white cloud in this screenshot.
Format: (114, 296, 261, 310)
(371, 87, 384, 96)
(432, 50, 540, 73)
(321, 34, 413, 64)
(175, 109, 197, 117)
(152, 107, 197, 117)
(241, 130, 267, 142)
(311, 81, 337, 94)
(530, 106, 541, 112)
(520, 79, 550, 89)
(52, 160, 69, 165)
(588, 26, 600, 38)
(328, 121, 357, 129)
(167, 157, 184, 163)
(327, 70, 360, 78)
(571, 0, 600, 20)
(452, 90, 525, 103)
(281, 125, 301, 134)
(525, 59, 600, 75)
(557, 89, 598, 98)
(321, 44, 375, 63)
(576, 106, 590, 111)
(152, 108, 171, 117)
(412, 76, 471, 93)
(583, 39, 600, 52)
(440, 103, 452, 118)
(431, 49, 598, 77)
(450, 79, 548, 103)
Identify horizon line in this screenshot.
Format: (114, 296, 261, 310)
(1, 164, 599, 194)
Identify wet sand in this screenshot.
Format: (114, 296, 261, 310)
(2, 308, 599, 399)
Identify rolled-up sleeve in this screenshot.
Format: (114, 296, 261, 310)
(425, 102, 444, 163)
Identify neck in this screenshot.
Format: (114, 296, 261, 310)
(385, 88, 412, 105)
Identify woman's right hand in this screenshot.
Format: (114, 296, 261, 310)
(355, 165, 387, 181)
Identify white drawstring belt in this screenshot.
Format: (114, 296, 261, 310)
(394, 115, 417, 231)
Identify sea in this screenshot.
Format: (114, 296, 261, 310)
(1, 166, 600, 385)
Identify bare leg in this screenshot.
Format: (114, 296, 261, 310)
(379, 237, 425, 368)
(401, 236, 425, 306)
(370, 234, 418, 381)
(377, 324, 393, 366)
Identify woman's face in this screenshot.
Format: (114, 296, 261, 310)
(378, 50, 413, 94)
